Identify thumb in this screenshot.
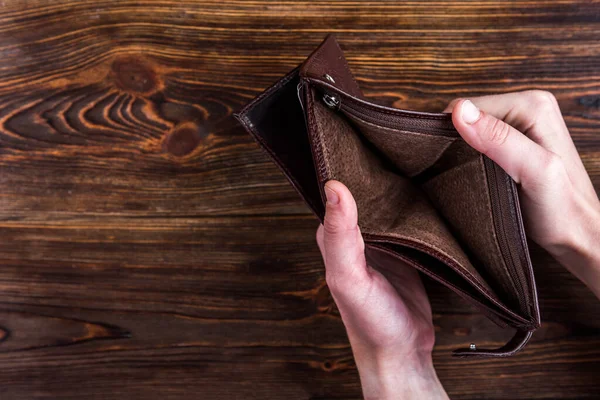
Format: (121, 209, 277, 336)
(451, 99, 551, 184)
(318, 180, 368, 292)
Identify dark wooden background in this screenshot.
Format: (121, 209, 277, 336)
(0, 1, 599, 398)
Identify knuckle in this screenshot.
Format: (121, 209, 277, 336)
(322, 220, 342, 237)
(522, 152, 568, 190)
(527, 90, 558, 113)
(482, 117, 512, 146)
(323, 218, 356, 238)
(541, 153, 567, 180)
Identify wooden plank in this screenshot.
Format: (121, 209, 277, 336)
(1, 0, 599, 398)
(1, 216, 599, 398)
(0, 2, 599, 219)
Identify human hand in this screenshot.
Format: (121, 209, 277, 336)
(316, 180, 448, 400)
(445, 91, 600, 298)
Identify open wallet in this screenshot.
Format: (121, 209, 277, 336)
(235, 34, 540, 357)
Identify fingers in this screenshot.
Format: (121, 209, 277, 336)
(444, 91, 537, 126)
(451, 99, 552, 184)
(448, 92, 597, 204)
(317, 180, 368, 294)
(444, 91, 563, 136)
(446, 91, 571, 160)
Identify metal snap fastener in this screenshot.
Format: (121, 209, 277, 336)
(469, 343, 477, 351)
(323, 93, 340, 109)
(324, 74, 335, 84)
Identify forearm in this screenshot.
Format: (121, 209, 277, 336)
(549, 203, 600, 299)
(352, 344, 448, 400)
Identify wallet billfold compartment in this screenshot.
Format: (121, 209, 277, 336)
(235, 35, 540, 357)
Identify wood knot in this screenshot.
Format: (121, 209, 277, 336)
(322, 360, 334, 371)
(163, 121, 208, 157)
(111, 56, 159, 95)
(0, 325, 8, 343)
(578, 95, 600, 109)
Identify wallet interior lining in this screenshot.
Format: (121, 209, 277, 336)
(347, 114, 524, 311)
(307, 88, 525, 314)
(243, 70, 325, 217)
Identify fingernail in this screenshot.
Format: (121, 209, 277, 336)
(324, 184, 339, 205)
(461, 100, 481, 124)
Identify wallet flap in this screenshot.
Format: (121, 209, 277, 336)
(234, 68, 324, 218)
(300, 34, 364, 99)
(367, 244, 535, 357)
(453, 329, 534, 358)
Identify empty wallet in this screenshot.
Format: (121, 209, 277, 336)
(235, 34, 540, 357)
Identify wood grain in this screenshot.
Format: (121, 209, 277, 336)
(1, 0, 599, 398)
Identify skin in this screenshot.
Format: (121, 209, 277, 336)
(316, 90, 600, 399)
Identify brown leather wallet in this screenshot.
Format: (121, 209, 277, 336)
(235, 34, 540, 357)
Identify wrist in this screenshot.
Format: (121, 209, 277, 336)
(575, 210, 600, 298)
(548, 201, 600, 298)
(353, 347, 448, 400)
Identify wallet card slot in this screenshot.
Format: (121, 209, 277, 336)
(365, 242, 531, 327)
(306, 77, 458, 136)
(422, 157, 528, 315)
(345, 115, 459, 178)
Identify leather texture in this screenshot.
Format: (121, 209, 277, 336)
(235, 34, 540, 358)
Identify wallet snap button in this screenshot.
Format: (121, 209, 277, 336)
(323, 93, 340, 109)
(470, 343, 477, 351)
(324, 74, 335, 84)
